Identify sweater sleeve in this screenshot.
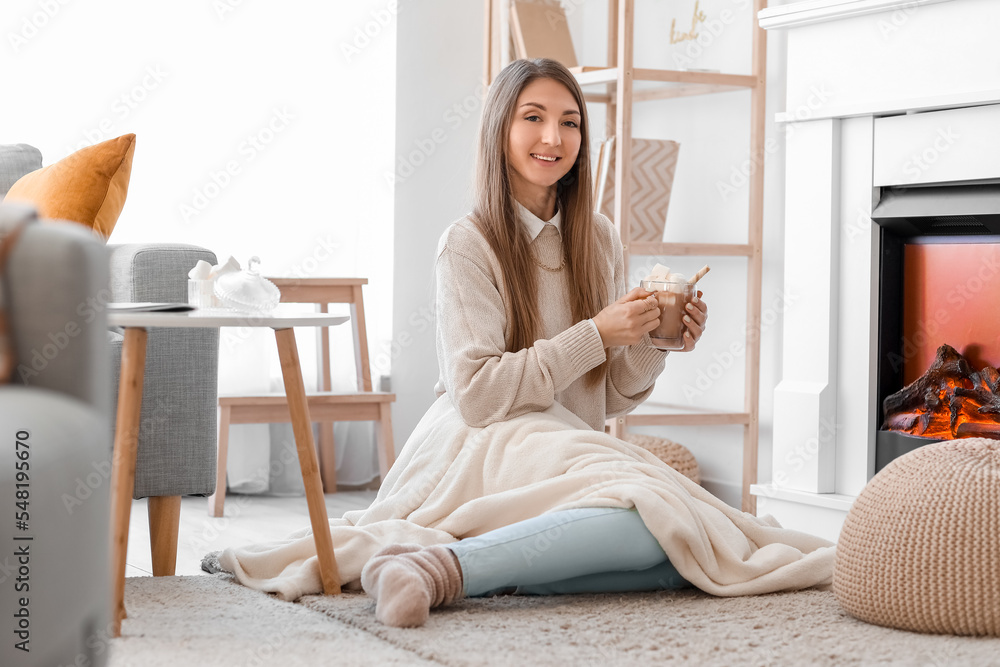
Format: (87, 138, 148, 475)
(598, 214, 669, 417)
(435, 237, 607, 428)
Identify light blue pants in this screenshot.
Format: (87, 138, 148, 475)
(448, 507, 690, 597)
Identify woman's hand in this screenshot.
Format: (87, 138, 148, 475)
(677, 291, 708, 352)
(592, 287, 661, 348)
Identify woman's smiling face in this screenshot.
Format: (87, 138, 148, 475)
(507, 77, 582, 206)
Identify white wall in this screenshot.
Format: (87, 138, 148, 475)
(388, 0, 788, 507)
(390, 0, 484, 448)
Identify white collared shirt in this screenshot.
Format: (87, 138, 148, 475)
(516, 201, 561, 240)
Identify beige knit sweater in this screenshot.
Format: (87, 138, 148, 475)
(432, 205, 667, 431)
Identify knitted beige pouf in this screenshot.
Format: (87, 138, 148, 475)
(622, 433, 700, 485)
(833, 437, 1000, 636)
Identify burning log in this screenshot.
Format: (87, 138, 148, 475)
(882, 344, 1000, 440)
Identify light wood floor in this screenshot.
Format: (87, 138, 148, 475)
(125, 491, 378, 577)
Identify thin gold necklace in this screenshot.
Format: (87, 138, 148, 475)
(531, 250, 566, 272)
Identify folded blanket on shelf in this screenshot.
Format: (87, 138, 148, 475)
(219, 395, 834, 601)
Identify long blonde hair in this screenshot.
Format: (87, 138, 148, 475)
(472, 58, 607, 384)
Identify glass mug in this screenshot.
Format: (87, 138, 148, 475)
(640, 279, 695, 351)
(187, 279, 219, 309)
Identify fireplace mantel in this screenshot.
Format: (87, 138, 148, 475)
(759, 0, 954, 30)
(752, 0, 1000, 541)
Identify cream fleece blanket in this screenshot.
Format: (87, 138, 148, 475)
(220, 396, 835, 601)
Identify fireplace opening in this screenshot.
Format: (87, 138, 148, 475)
(873, 182, 1000, 471)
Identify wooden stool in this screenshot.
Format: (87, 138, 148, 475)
(208, 278, 396, 517)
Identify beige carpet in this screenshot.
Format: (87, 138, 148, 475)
(111, 574, 1000, 666)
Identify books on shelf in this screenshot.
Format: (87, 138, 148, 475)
(594, 136, 681, 243)
(509, 0, 578, 68)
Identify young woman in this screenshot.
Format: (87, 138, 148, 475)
(359, 58, 709, 627)
(220, 58, 832, 621)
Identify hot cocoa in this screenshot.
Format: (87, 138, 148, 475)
(641, 279, 694, 350)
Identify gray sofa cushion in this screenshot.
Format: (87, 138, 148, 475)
(5, 216, 111, 418)
(0, 144, 42, 197)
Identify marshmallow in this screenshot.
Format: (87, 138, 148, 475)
(646, 263, 671, 281)
(188, 259, 213, 280)
(209, 256, 241, 279)
(644, 263, 687, 283)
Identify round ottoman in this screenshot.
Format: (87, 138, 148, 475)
(622, 433, 700, 485)
(834, 437, 999, 636)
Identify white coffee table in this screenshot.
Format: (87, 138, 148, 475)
(107, 309, 349, 637)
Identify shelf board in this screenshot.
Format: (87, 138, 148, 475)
(583, 84, 750, 105)
(632, 83, 748, 103)
(622, 402, 750, 427)
(574, 66, 757, 88)
(627, 242, 753, 257)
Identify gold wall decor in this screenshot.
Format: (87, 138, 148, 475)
(670, 0, 707, 44)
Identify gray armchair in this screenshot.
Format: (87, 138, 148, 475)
(108, 244, 219, 500)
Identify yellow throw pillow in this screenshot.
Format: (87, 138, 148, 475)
(5, 134, 135, 239)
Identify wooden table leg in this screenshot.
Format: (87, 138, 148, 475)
(110, 327, 147, 637)
(273, 327, 342, 594)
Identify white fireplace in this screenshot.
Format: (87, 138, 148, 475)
(752, 0, 1000, 541)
